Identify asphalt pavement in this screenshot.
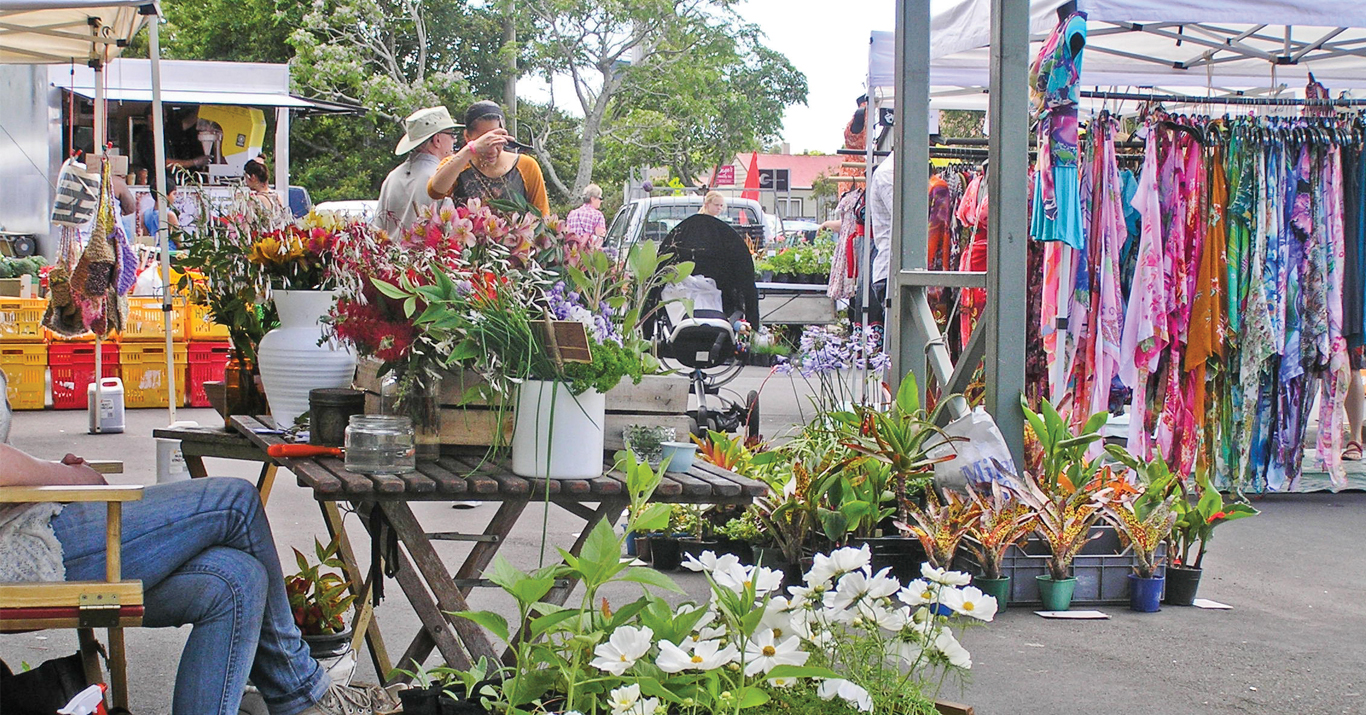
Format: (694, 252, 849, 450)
(3, 366, 1363, 714)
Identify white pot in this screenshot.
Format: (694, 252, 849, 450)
(257, 289, 356, 428)
(511, 380, 605, 479)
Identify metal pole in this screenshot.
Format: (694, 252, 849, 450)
(274, 107, 290, 207)
(889, 0, 931, 401)
(92, 60, 104, 433)
(148, 6, 177, 423)
(984, 0, 1029, 465)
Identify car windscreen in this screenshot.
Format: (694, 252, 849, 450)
(605, 204, 635, 247)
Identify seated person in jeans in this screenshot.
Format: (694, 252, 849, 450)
(0, 443, 397, 715)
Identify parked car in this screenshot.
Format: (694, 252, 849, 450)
(605, 195, 772, 252)
(313, 200, 377, 223)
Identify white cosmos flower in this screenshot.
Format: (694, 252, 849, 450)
(827, 567, 888, 611)
(786, 583, 825, 608)
(920, 562, 972, 586)
(767, 675, 798, 688)
(743, 629, 809, 676)
(608, 684, 641, 715)
(817, 678, 873, 712)
(891, 638, 927, 666)
(758, 597, 795, 640)
(682, 550, 740, 573)
(856, 600, 911, 631)
(787, 608, 831, 646)
(684, 625, 727, 650)
(933, 630, 973, 669)
(940, 585, 998, 621)
(627, 697, 661, 715)
(589, 625, 654, 675)
(658, 638, 737, 673)
(898, 578, 938, 607)
(806, 545, 872, 586)
(714, 563, 784, 596)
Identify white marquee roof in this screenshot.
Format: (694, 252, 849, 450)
(0, 0, 151, 64)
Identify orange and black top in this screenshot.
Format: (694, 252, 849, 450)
(428, 153, 550, 217)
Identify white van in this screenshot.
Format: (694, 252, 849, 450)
(605, 195, 777, 252)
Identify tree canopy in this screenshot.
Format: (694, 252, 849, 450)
(135, 0, 808, 206)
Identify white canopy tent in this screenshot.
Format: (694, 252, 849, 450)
(0, 0, 179, 424)
(872, 0, 1366, 111)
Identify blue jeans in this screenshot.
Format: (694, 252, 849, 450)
(51, 478, 330, 715)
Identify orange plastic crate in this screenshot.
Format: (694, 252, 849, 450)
(46, 328, 119, 343)
(121, 297, 187, 342)
(119, 342, 188, 408)
(0, 342, 47, 409)
(187, 303, 231, 340)
(0, 298, 46, 342)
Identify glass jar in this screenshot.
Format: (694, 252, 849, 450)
(344, 415, 416, 475)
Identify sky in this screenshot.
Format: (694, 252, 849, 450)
(731, 0, 897, 153)
(518, 0, 897, 156)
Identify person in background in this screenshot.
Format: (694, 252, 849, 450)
(134, 105, 210, 174)
(244, 161, 288, 227)
(107, 154, 138, 242)
(0, 442, 401, 715)
(564, 183, 607, 242)
(142, 178, 180, 242)
(859, 150, 894, 335)
(699, 190, 726, 218)
(373, 106, 460, 236)
(428, 101, 550, 217)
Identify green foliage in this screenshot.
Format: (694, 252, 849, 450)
(937, 110, 985, 139)
(1021, 396, 1108, 493)
(0, 255, 47, 279)
(286, 537, 356, 636)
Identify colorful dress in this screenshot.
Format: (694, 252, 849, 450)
(1029, 11, 1087, 250)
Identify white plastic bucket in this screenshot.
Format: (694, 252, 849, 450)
(511, 380, 605, 479)
(87, 377, 125, 434)
(156, 420, 200, 483)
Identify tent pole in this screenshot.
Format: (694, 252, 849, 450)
(983, 0, 1029, 466)
(274, 107, 289, 208)
(889, 0, 931, 404)
(92, 59, 104, 433)
(147, 5, 176, 423)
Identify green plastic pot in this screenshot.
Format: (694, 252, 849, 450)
(1036, 575, 1077, 611)
(975, 576, 1011, 611)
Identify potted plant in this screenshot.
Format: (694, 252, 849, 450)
(896, 489, 982, 572)
(647, 505, 692, 572)
(715, 508, 763, 565)
(1101, 482, 1177, 612)
(622, 424, 674, 467)
(286, 536, 357, 659)
(748, 341, 789, 368)
(675, 505, 719, 562)
(393, 657, 503, 715)
(448, 452, 992, 715)
(963, 479, 1034, 610)
(1167, 471, 1257, 605)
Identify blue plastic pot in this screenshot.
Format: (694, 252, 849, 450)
(1127, 573, 1164, 612)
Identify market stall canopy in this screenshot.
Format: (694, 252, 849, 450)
(870, 0, 1366, 109)
(52, 58, 362, 113)
(0, 0, 151, 64)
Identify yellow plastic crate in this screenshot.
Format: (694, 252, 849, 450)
(0, 342, 47, 409)
(0, 298, 47, 342)
(119, 342, 188, 408)
(122, 297, 187, 342)
(187, 303, 231, 340)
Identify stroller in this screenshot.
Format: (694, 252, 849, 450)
(655, 276, 760, 439)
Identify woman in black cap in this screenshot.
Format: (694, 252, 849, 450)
(427, 100, 551, 216)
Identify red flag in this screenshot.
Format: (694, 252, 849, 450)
(741, 151, 760, 201)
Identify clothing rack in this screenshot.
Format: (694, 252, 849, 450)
(1080, 90, 1366, 108)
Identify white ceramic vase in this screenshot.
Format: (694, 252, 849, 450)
(511, 380, 605, 479)
(257, 289, 356, 428)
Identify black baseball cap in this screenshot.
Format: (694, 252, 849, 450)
(464, 101, 505, 127)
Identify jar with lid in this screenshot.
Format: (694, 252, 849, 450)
(344, 415, 416, 475)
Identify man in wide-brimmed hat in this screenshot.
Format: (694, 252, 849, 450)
(373, 106, 461, 235)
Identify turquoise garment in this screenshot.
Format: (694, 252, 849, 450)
(1031, 165, 1083, 249)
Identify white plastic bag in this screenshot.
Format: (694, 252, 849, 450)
(926, 407, 1022, 493)
(51, 157, 100, 227)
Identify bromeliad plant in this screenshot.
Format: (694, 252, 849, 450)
(963, 480, 1034, 581)
(452, 452, 995, 715)
(896, 489, 982, 570)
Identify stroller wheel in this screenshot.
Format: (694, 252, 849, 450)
(744, 390, 760, 440)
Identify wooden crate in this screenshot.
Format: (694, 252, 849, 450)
(354, 359, 691, 450)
